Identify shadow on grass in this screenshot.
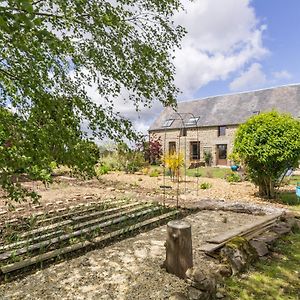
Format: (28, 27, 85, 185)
(224, 232, 300, 300)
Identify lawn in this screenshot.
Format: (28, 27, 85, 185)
(185, 167, 231, 179)
(148, 165, 231, 179)
(224, 231, 300, 300)
(288, 175, 300, 186)
(277, 192, 300, 213)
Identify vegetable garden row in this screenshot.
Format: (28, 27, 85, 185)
(0, 198, 179, 279)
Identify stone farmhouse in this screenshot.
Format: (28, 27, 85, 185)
(149, 84, 300, 167)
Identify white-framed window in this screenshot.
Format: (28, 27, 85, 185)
(163, 119, 174, 127)
(185, 117, 199, 126)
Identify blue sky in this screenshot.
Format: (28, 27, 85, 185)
(90, 0, 300, 133)
(195, 0, 300, 98)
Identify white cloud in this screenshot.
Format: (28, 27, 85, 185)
(72, 0, 270, 135)
(229, 63, 267, 91)
(83, 81, 164, 135)
(174, 0, 268, 98)
(272, 70, 292, 80)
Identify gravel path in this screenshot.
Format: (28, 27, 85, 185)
(0, 210, 265, 300)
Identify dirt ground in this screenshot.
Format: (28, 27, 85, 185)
(0, 210, 265, 300)
(0, 172, 294, 299)
(0, 172, 291, 221)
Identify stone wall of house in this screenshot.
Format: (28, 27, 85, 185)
(150, 125, 238, 167)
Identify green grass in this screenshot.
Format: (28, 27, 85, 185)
(288, 175, 300, 186)
(224, 232, 300, 300)
(276, 192, 300, 213)
(186, 167, 231, 179)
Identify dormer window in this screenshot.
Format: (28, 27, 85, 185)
(163, 119, 174, 127)
(185, 117, 199, 126)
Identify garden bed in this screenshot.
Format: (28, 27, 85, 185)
(0, 210, 267, 299)
(0, 199, 179, 278)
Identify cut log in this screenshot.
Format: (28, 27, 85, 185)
(165, 220, 193, 279)
(0, 210, 179, 274)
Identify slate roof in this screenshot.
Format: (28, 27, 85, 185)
(149, 84, 300, 131)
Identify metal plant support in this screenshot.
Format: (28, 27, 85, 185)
(162, 111, 200, 208)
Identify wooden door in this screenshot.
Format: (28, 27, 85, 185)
(216, 144, 227, 165)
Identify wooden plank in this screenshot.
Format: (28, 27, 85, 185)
(20, 201, 140, 239)
(35, 199, 128, 225)
(0, 210, 179, 274)
(200, 219, 279, 253)
(72, 203, 152, 229)
(72, 202, 141, 221)
(0, 206, 160, 261)
(0, 230, 64, 252)
(206, 213, 282, 244)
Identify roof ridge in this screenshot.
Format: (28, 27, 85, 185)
(177, 82, 300, 105)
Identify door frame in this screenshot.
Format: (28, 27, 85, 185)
(216, 144, 228, 166)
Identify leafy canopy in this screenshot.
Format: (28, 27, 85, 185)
(0, 0, 185, 202)
(233, 110, 300, 198)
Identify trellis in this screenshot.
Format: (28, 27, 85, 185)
(162, 111, 201, 208)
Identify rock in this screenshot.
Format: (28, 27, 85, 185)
(216, 292, 224, 299)
(169, 292, 188, 300)
(249, 240, 269, 257)
(216, 264, 232, 278)
(187, 287, 210, 300)
(270, 222, 292, 236)
(220, 237, 257, 275)
(186, 268, 216, 294)
(284, 217, 300, 233)
(254, 232, 279, 245)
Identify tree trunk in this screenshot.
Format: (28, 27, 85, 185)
(258, 178, 275, 199)
(165, 220, 193, 279)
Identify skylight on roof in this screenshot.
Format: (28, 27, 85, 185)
(185, 117, 199, 126)
(163, 119, 174, 127)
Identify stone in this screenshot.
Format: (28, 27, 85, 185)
(169, 292, 188, 300)
(216, 292, 224, 299)
(249, 240, 269, 257)
(186, 268, 216, 294)
(187, 287, 210, 300)
(216, 264, 232, 278)
(220, 237, 257, 275)
(254, 232, 279, 245)
(270, 222, 292, 236)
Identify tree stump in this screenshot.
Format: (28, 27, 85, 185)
(165, 220, 193, 279)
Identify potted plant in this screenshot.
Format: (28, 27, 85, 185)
(228, 153, 241, 171)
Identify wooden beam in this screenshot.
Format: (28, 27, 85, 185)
(20, 201, 141, 239)
(206, 213, 282, 244)
(0, 210, 179, 274)
(0, 206, 160, 261)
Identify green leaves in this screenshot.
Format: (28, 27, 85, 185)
(233, 111, 300, 198)
(0, 0, 184, 203)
